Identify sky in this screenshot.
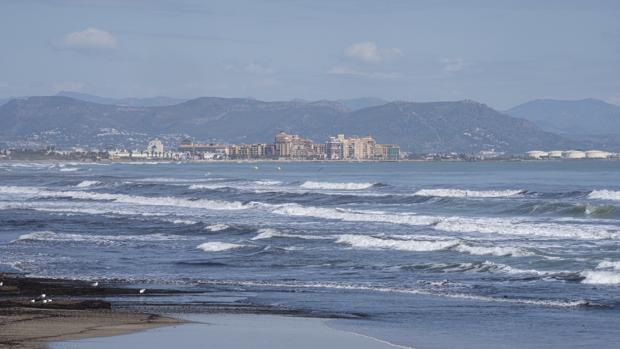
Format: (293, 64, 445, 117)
(0, 0, 619, 109)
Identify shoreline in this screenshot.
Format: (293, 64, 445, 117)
(0, 273, 368, 349)
(0, 273, 185, 349)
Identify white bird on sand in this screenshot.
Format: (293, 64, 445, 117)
(39, 293, 46, 299)
(42, 299, 48, 304)
(91, 281, 99, 287)
(30, 299, 36, 304)
(0, 281, 3, 287)
(139, 288, 146, 294)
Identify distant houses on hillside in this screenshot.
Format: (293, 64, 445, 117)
(109, 132, 401, 161)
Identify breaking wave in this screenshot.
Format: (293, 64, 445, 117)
(196, 242, 244, 252)
(205, 224, 231, 232)
(14, 231, 181, 244)
(0, 185, 247, 211)
(589, 190, 620, 201)
(414, 188, 525, 198)
(300, 181, 380, 190)
(580, 271, 620, 285)
(262, 202, 618, 240)
(334, 234, 534, 257)
(76, 180, 101, 188)
(198, 279, 591, 308)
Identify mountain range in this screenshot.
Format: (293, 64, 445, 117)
(505, 98, 620, 135)
(0, 95, 588, 153)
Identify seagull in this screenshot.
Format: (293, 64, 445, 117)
(0, 281, 3, 287)
(30, 299, 36, 304)
(42, 299, 48, 304)
(91, 281, 99, 287)
(37, 293, 46, 300)
(139, 288, 146, 294)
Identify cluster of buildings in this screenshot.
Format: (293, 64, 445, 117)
(107, 132, 401, 161)
(525, 149, 617, 160)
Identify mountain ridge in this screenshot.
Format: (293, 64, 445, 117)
(0, 95, 594, 153)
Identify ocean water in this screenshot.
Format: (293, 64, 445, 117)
(1, 160, 619, 348)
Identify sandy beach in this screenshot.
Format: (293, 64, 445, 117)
(0, 273, 184, 348)
(1, 273, 380, 349)
(49, 314, 406, 349)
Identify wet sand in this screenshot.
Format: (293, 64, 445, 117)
(50, 314, 408, 349)
(1, 273, 372, 348)
(0, 273, 183, 348)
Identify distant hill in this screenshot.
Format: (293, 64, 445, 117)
(55, 91, 187, 107)
(0, 96, 584, 153)
(506, 98, 620, 135)
(338, 97, 388, 111)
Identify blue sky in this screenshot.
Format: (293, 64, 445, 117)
(1, 0, 619, 109)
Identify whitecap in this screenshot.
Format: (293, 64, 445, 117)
(580, 270, 620, 285)
(14, 231, 181, 244)
(414, 188, 524, 198)
(76, 180, 100, 188)
(300, 181, 377, 190)
(588, 190, 620, 201)
(196, 242, 244, 252)
(596, 260, 620, 271)
(205, 224, 230, 232)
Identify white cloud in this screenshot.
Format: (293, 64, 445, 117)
(55, 28, 118, 52)
(442, 58, 468, 73)
(328, 66, 401, 80)
(345, 41, 401, 62)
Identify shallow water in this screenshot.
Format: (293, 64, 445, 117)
(1, 160, 619, 348)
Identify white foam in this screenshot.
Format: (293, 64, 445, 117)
(336, 234, 458, 252)
(59, 167, 79, 172)
(451, 244, 534, 257)
(414, 188, 524, 198)
(252, 228, 283, 240)
(581, 270, 620, 285)
(196, 242, 244, 252)
(267, 203, 440, 226)
(263, 202, 618, 240)
(0, 186, 247, 211)
(170, 219, 198, 225)
(198, 279, 589, 308)
(300, 181, 377, 190)
(14, 231, 181, 244)
(435, 217, 619, 240)
(254, 180, 282, 186)
(205, 224, 230, 232)
(76, 180, 100, 188)
(334, 234, 533, 257)
(596, 260, 620, 271)
(588, 190, 620, 201)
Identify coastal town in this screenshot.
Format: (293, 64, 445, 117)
(1, 130, 619, 162)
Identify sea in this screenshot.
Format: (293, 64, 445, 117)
(1, 160, 619, 349)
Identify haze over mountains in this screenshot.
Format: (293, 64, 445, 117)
(506, 98, 620, 135)
(0, 93, 618, 153)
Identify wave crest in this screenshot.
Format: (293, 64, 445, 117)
(589, 190, 620, 201)
(300, 181, 379, 190)
(414, 188, 525, 198)
(196, 242, 244, 252)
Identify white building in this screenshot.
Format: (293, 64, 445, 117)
(147, 139, 165, 158)
(585, 150, 610, 159)
(563, 150, 586, 159)
(526, 150, 548, 159)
